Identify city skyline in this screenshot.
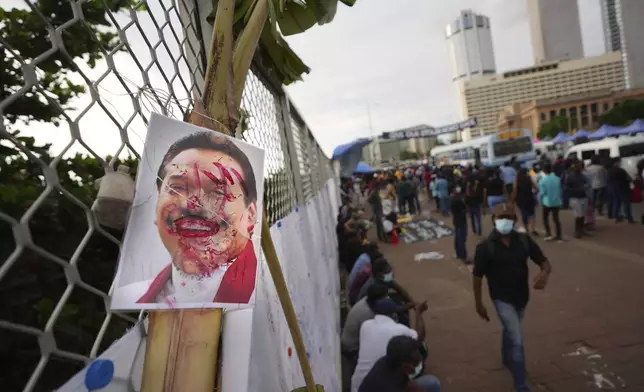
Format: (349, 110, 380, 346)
(286, 0, 606, 154)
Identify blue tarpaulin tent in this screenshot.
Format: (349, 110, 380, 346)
(551, 132, 569, 143)
(331, 138, 373, 177)
(331, 138, 372, 160)
(354, 161, 375, 174)
(589, 124, 622, 140)
(570, 129, 591, 140)
(612, 119, 644, 136)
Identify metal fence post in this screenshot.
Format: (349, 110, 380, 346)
(280, 95, 306, 206)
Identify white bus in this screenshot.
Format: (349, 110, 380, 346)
(430, 129, 536, 167)
(565, 134, 644, 178)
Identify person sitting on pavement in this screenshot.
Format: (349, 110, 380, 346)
(472, 202, 552, 392)
(357, 259, 417, 326)
(358, 335, 441, 392)
(342, 284, 394, 372)
(351, 298, 438, 392)
(348, 259, 375, 306)
(347, 243, 382, 290)
(340, 231, 365, 274)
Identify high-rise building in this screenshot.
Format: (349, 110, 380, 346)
(445, 10, 496, 83)
(600, 0, 644, 89)
(526, 0, 584, 63)
(445, 10, 496, 140)
(601, 0, 621, 52)
(461, 52, 625, 136)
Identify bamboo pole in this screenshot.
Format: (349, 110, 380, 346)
(140, 1, 235, 391)
(260, 214, 317, 392)
(140, 0, 319, 389)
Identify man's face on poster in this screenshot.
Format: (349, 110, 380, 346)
(155, 148, 257, 275)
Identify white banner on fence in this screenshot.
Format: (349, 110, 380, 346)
(58, 179, 341, 392)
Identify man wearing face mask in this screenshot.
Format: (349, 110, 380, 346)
(357, 259, 417, 326)
(352, 299, 438, 392)
(358, 335, 441, 392)
(472, 203, 552, 392)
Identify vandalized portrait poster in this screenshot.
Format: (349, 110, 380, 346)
(110, 113, 265, 310)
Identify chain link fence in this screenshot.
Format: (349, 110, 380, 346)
(0, 0, 335, 390)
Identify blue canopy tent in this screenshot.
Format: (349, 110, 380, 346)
(331, 137, 373, 178)
(589, 124, 622, 140)
(612, 119, 644, 136)
(570, 129, 591, 141)
(354, 161, 375, 174)
(551, 132, 569, 144)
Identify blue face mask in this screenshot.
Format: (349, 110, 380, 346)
(495, 219, 514, 235)
(408, 362, 423, 379)
(382, 272, 393, 282)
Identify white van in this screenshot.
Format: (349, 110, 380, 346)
(565, 135, 644, 177)
(534, 141, 563, 162)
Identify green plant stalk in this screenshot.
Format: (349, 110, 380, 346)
(232, 0, 269, 109)
(202, 0, 238, 133)
(231, 2, 318, 389)
(145, 0, 320, 390)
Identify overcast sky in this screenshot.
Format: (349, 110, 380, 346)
(285, 0, 605, 155)
(6, 0, 606, 159)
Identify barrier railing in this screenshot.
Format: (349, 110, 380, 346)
(0, 0, 335, 390)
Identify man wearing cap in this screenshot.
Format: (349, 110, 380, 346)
(351, 298, 439, 392)
(472, 203, 552, 392)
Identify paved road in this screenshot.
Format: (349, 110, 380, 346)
(374, 201, 644, 392)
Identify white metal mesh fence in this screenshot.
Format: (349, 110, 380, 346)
(0, 0, 334, 390)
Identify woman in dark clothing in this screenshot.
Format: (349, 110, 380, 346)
(512, 168, 538, 235)
(566, 162, 590, 238)
(483, 168, 505, 209)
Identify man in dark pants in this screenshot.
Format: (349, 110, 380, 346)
(450, 185, 468, 262)
(608, 157, 635, 223)
(368, 180, 387, 242)
(473, 203, 552, 392)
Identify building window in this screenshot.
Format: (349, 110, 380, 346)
(540, 112, 547, 122)
(580, 105, 588, 114)
(559, 108, 566, 117)
(476, 15, 484, 27)
(463, 13, 473, 29)
(603, 102, 610, 111)
(550, 110, 557, 119)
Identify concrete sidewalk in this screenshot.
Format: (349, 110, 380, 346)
(375, 205, 644, 391)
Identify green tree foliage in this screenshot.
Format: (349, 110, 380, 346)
(538, 116, 570, 139)
(399, 150, 420, 161)
(2, 1, 142, 388)
(0, 0, 138, 128)
(0, 133, 138, 390)
(599, 99, 644, 126)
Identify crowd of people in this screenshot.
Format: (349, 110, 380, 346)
(336, 188, 441, 391)
(335, 153, 643, 392)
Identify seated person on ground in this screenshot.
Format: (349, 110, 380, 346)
(347, 244, 382, 292)
(342, 283, 390, 364)
(357, 259, 416, 325)
(351, 298, 433, 392)
(340, 232, 364, 273)
(359, 335, 441, 392)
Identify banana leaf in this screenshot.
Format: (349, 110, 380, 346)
(208, 0, 356, 85)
